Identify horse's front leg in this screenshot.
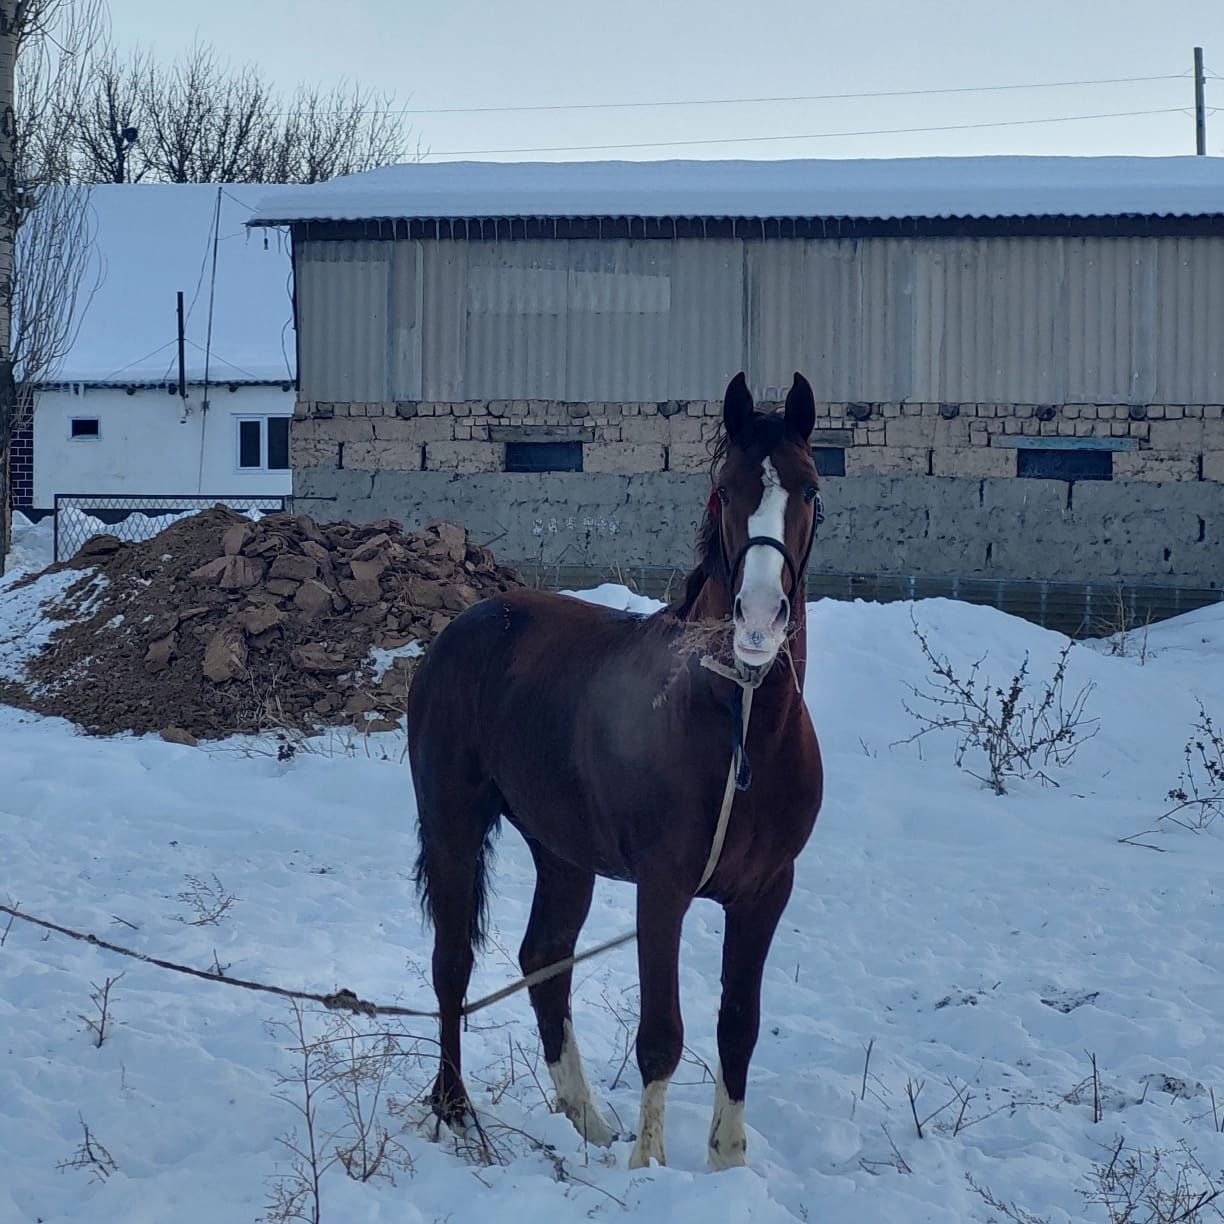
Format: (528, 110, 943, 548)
(627, 879, 690, 1170)
(709, 863, 794, 1171)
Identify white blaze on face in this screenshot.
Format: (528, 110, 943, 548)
(734, 456, 791, 663)
(741, 457, 788, 590)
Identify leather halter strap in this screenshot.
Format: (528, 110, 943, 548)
(726, 535, 798, 601)
(715, 492, 824, 615)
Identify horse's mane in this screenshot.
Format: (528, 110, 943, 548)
(660, 428, 726, 621)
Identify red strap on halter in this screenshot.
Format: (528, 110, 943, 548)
(706, 488, 720, 518)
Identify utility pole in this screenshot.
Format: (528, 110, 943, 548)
(1195, 46, 1207, 156)
(0, 1, 17, 573)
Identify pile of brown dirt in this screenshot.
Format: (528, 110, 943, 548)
(0, 506, 520, 742)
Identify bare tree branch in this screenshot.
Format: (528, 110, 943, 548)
(73, 43, 145, 184)
(12, 181, 100, 411)
(82, 41, 419, 186)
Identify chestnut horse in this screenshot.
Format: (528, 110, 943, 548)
(407, 372, 824, 1171)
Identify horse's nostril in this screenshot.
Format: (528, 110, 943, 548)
(774, 597, 789, 629)
(734, 596, 744, 623)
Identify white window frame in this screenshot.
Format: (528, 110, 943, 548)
(235, 415, 292, 473)
(69, 416, 101, 441)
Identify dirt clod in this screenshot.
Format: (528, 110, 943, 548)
(0, 506, 520, 741)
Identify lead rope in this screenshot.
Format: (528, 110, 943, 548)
(463, 658, 761, 1012)
(0, 665, 762, 1022)
(695, 655, 765, 892)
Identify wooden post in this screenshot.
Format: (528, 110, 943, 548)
(0, 2, 18, 573)
(1195, 46, 1207, 156)
(177, 291, 186, 400)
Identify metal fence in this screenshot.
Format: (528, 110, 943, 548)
(53, 494, 288, 562)
(513, 560, 1224, 639)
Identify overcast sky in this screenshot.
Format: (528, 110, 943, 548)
(110, 0, 1224, 164)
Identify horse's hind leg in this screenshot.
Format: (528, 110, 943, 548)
(708, 864, 794, 1171)
(520, 836, 617, 1147)
(414, 778, 502, 1132)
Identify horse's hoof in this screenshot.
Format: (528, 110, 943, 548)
(707, 1144, 748, 1172)
(559, 1104, 618, 1149)
(429, 1091, 476, 1137)
(627, 1143, 666, 1170)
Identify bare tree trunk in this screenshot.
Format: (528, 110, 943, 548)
(0, 2, 17, 573)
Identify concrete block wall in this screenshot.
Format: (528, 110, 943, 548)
(289, 398, 1224, 590)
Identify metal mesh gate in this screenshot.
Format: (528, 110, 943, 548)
(53, 494, 287, 562)
(512, 560, 1223, 639)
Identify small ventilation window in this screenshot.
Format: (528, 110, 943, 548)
(811, 446, 846, 477)
(505, 441, 583, 473)
(70, 418, 100, 439)
(1017, 449, 1112, 481)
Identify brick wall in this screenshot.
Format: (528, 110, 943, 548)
(291, 398, 728, 476)
(291, 398, 1224, 483)
(9, 421, 33, 507)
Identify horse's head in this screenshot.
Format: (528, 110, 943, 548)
(710, 371, 821, 670)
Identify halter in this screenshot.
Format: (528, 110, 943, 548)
(713, 489, 824, 621)
(699, 482, 824, 811)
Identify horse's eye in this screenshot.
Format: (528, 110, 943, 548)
(803, 484, 819, 503)
(716, 486, 730, 505)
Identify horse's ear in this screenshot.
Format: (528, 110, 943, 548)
(784, 371, 815, 440)
(723, 372, 754, 443)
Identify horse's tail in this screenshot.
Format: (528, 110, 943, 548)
(412, 797, 501, 952)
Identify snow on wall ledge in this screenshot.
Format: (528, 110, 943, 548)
(248, 156, 1224, 226)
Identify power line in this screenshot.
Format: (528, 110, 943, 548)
(424, 107, 1196, 158)
(260, 72, 1186, 120)
(389, 73, 1187, 118)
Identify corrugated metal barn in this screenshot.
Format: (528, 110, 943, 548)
(289, 233, 1224, 407)
(249, 157, 1224, 628)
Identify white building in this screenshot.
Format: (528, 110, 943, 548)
(15, 183, 297, 514)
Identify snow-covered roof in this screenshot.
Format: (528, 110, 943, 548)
(34, 183, 296, 388)
(246, 156, 1224, 226)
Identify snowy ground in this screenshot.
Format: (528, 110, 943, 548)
(3, 527, 1224, 1223)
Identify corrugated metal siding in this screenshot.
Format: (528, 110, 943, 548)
(419, 242, 467, 400)
(296, 240, 391, 403)
(566, 240, 672, 401)
(668, 240, 744, 399)
(388, 241, 421, 400)
(295, 235, 1224, 405)
(1157, 238, 1224, 403)
(464, 242, 570, 399)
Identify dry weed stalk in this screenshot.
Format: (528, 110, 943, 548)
(79, 972, 124, 1048)
(56, 1116, 118, 1184)
(1092, 586, 1155, 664)
(263, 1002, 418, 1224)
(967, 1137, 1224, 1224)
(1085, 1136, 1224, 1223)
(176, 872, 238, 926)
(896, 612, 1098, 795)
(1164, 702, 1224, 833)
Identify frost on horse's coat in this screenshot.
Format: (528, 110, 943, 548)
(407, 372, 824, 1172)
